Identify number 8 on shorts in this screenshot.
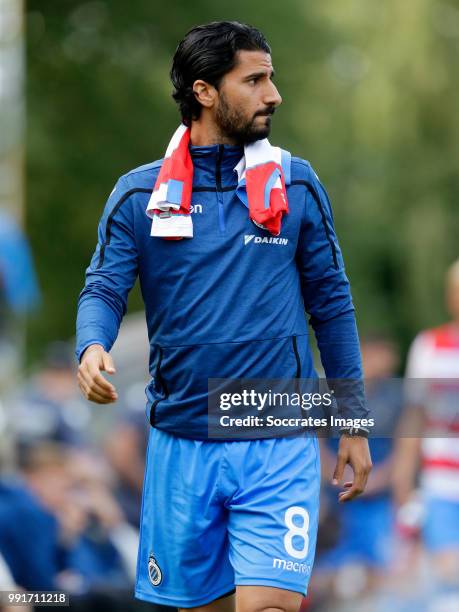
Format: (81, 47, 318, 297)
(284, 506, 310, 559)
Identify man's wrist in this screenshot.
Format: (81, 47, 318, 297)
(81, 343, 105, 361)
(339, 426, 370, 439)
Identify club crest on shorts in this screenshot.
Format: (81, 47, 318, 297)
(148, 553, 162, 586)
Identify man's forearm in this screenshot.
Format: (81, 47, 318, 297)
(75, 293, 121, 362)
(311, 309, 368, 420)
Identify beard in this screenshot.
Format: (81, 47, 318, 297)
(215, 91, 274, 145)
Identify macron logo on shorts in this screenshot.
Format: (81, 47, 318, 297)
(244, 235, 288, 246)
(272, 558, 311, 574)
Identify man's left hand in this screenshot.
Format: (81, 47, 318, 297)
(332, 435, 372, 502)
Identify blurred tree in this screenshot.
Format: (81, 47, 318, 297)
(26, 0, 459, 365)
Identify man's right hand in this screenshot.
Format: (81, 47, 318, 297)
(77, 344, 118, 404)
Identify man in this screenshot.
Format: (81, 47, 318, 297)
(76, 21, 371, 612)
(394, 259, 459, 602)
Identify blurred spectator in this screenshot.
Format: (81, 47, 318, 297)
(0, 445, 67, 591)
(0, 209, 40, 390)
(9, 342, 91, 448)
(0, 442, 137, 606)
(0, 209, 40, 319)
(103, 397, 149, 527)
(62, 447, 137, 589)
(1, 330, 173, 610)
(95, 311, 150, 524)
(394, 259, 459, 606)
(312, 335, 402, 605)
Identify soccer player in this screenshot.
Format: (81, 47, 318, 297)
(394, 259, 459, 600)
(76, 21, 372, 612)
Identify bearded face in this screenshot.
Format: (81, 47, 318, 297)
(215, 88, 275, 145)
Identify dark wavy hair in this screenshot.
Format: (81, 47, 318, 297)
(170, 21, 271, 126)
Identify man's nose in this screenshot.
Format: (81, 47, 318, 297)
(264, 81, 282, 108)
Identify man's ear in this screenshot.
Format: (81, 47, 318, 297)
(192, 79, 217, 109)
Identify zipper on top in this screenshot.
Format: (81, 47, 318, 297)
(216, 144, 226, 232)
(149, 345, 169, 427)
(292, 335, 301, 378)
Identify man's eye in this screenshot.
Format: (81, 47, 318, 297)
(248, 78, 258, 84)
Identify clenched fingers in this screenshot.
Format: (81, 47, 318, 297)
(78, 376, 114, 404)
(338, 467, 370, 503)
(78, 366, 117, 398)
(78, 362, 117, 402)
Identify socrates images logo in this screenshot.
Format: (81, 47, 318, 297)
(148, 553, 162, 586)
(244, 235, 288, 246)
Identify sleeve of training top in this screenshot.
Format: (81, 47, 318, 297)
(295, 162, 368, 420)
(75, 175, 138, 362)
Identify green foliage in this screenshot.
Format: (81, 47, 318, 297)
(26, 0, 459, 364)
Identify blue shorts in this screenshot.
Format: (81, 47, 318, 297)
(423, 497, 459, 553)
(135, 428, 320, 608)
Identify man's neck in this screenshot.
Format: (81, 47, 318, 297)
(189, 119, 237, 147)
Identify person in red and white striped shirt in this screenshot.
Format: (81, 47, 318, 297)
(394, 259, 459, 593)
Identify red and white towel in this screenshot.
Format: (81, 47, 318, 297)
(146, 124, 289, 240)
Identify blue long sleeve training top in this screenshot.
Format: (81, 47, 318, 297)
(76, 144, 367, 438)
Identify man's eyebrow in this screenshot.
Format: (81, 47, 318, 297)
(244, 68, 276, 80)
